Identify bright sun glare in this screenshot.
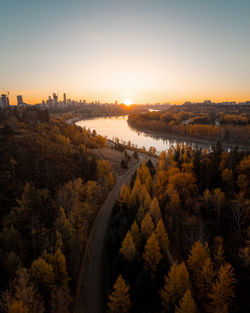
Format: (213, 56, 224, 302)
(124, 98, 133, 106)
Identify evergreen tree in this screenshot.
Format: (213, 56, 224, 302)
(107, 275, 131, 313)
(187, 241, 209, 282)
(149, 197, 161, 224)
(119, 185, 130, 204)
(213, 237, 225, 268)
(140, 212, 154, 239)
(198, 257, 215, 310)
(8, 301, 29, 313)
(0, 268, 44, 313)
(143, 232, 162, 273)
(175, 289, 198, 313)
(31, 257, 55, 291)
(160, 262, 190, 312)
(136, 206, 145, 223)
(155, 219, 169, 256)
(208, 263, 236, 313)
(119, 231, 136, 262)
(130, 221, 141, 249)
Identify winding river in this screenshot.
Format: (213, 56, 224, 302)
(76, 115, 216, 153)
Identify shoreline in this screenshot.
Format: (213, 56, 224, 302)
(66, 113, 250, 152)
(127, 121, 250, 151)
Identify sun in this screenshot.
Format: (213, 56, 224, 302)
(123, 98, 133, 106)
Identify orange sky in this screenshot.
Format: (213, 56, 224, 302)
(1, 0, 250, 105)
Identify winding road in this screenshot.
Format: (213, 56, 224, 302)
(75, 157, 146, 313)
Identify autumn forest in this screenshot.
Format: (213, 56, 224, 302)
(0, 107, 249, 313)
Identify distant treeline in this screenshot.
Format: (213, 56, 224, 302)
(0, 107, 49, 124)
(128, 105, 250, 146)
(106, 143, 250, 313)
(0, 114, 115, 312)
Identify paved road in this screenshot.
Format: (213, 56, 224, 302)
(75, 158, 145, 313)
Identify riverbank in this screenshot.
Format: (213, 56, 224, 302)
(127, 120, 250, 151)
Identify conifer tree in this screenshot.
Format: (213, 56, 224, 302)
(128, 191, 137, 210)
(31, 257, 55, 291)
(214, 237, 225, 268)
(141, 212, 154, 239)
(107, 275, 131, 313)
(198, 257, 215, 309)
(0, 268, 44, 313)
(50, 285, 72, 313)
(42, 249, 70, 287)
(119, 185, 130, 204)
(187, 241, 209, 281)
(149, 197, 161, 224)
(208, 263, 236, 313)
(136, 206, 145, 223)
(143, 232, 162, 272)
(160, 262, 190, 311)
(175, 289, 198, 313)
(155, 219, 169, 256)
(120, 231, 136, 262)
(8, 300, 29, 313)
(130, 221, 141, 249)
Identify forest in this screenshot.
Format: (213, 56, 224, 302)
(106, 143, 250, 313)
(128, 104, 250, 146)
(0, 110, 115, 312)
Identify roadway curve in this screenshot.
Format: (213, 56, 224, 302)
(75, 159, 144, 313)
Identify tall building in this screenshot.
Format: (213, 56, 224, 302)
(63, 93, 67, 104)
(0, 94, 10, 108)
(53, 93, 58, 106)
(17, 95, 23, 105)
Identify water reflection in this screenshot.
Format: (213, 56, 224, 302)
(76, 115, 215, 153)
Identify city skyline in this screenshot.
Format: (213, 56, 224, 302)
(1, 0, 250, 105)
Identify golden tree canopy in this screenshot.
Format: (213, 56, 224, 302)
(107, 275, 131, 313)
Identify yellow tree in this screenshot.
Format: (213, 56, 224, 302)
(119, 231, 136, 262)
(175, 289, 198, 313)
(31, 257, 55, 291)
(155, 219, 169, 256)
(140, 212, 154, 239)
(208, 263, 237, 313)
(8, 301, 29, 313)
(160, 262, 190, 311)
(139, 185, 151, 210)
(0, 268, 44, 313)
(149, 197, 161, 225)
(128, 191, 137, 209)
(43, 249, 70, 287)
(166, 183, 181, 211)
(143, 232, 162, 273)
(187, 241, 209, 283)
(136, 206, 145, 223)
(119, 185, 130, 205)
(130, 221, 141, 249)
(198, 257, 215, 309)
(107, 275, 131, 313)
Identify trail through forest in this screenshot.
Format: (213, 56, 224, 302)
(75, 157, 146, 313)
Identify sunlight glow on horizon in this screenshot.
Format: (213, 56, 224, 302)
(1, 0, 250, 105)
(123, 99, 133, 106)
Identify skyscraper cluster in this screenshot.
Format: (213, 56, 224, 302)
(40, 93, 89, 109)
(0, 94, 10, 108)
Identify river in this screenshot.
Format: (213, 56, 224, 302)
(76, 115, 217, 153)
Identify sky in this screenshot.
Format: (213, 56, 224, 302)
(0, 0, 250, 105)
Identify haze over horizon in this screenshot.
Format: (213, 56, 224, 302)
(1, 0, 250, 105)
